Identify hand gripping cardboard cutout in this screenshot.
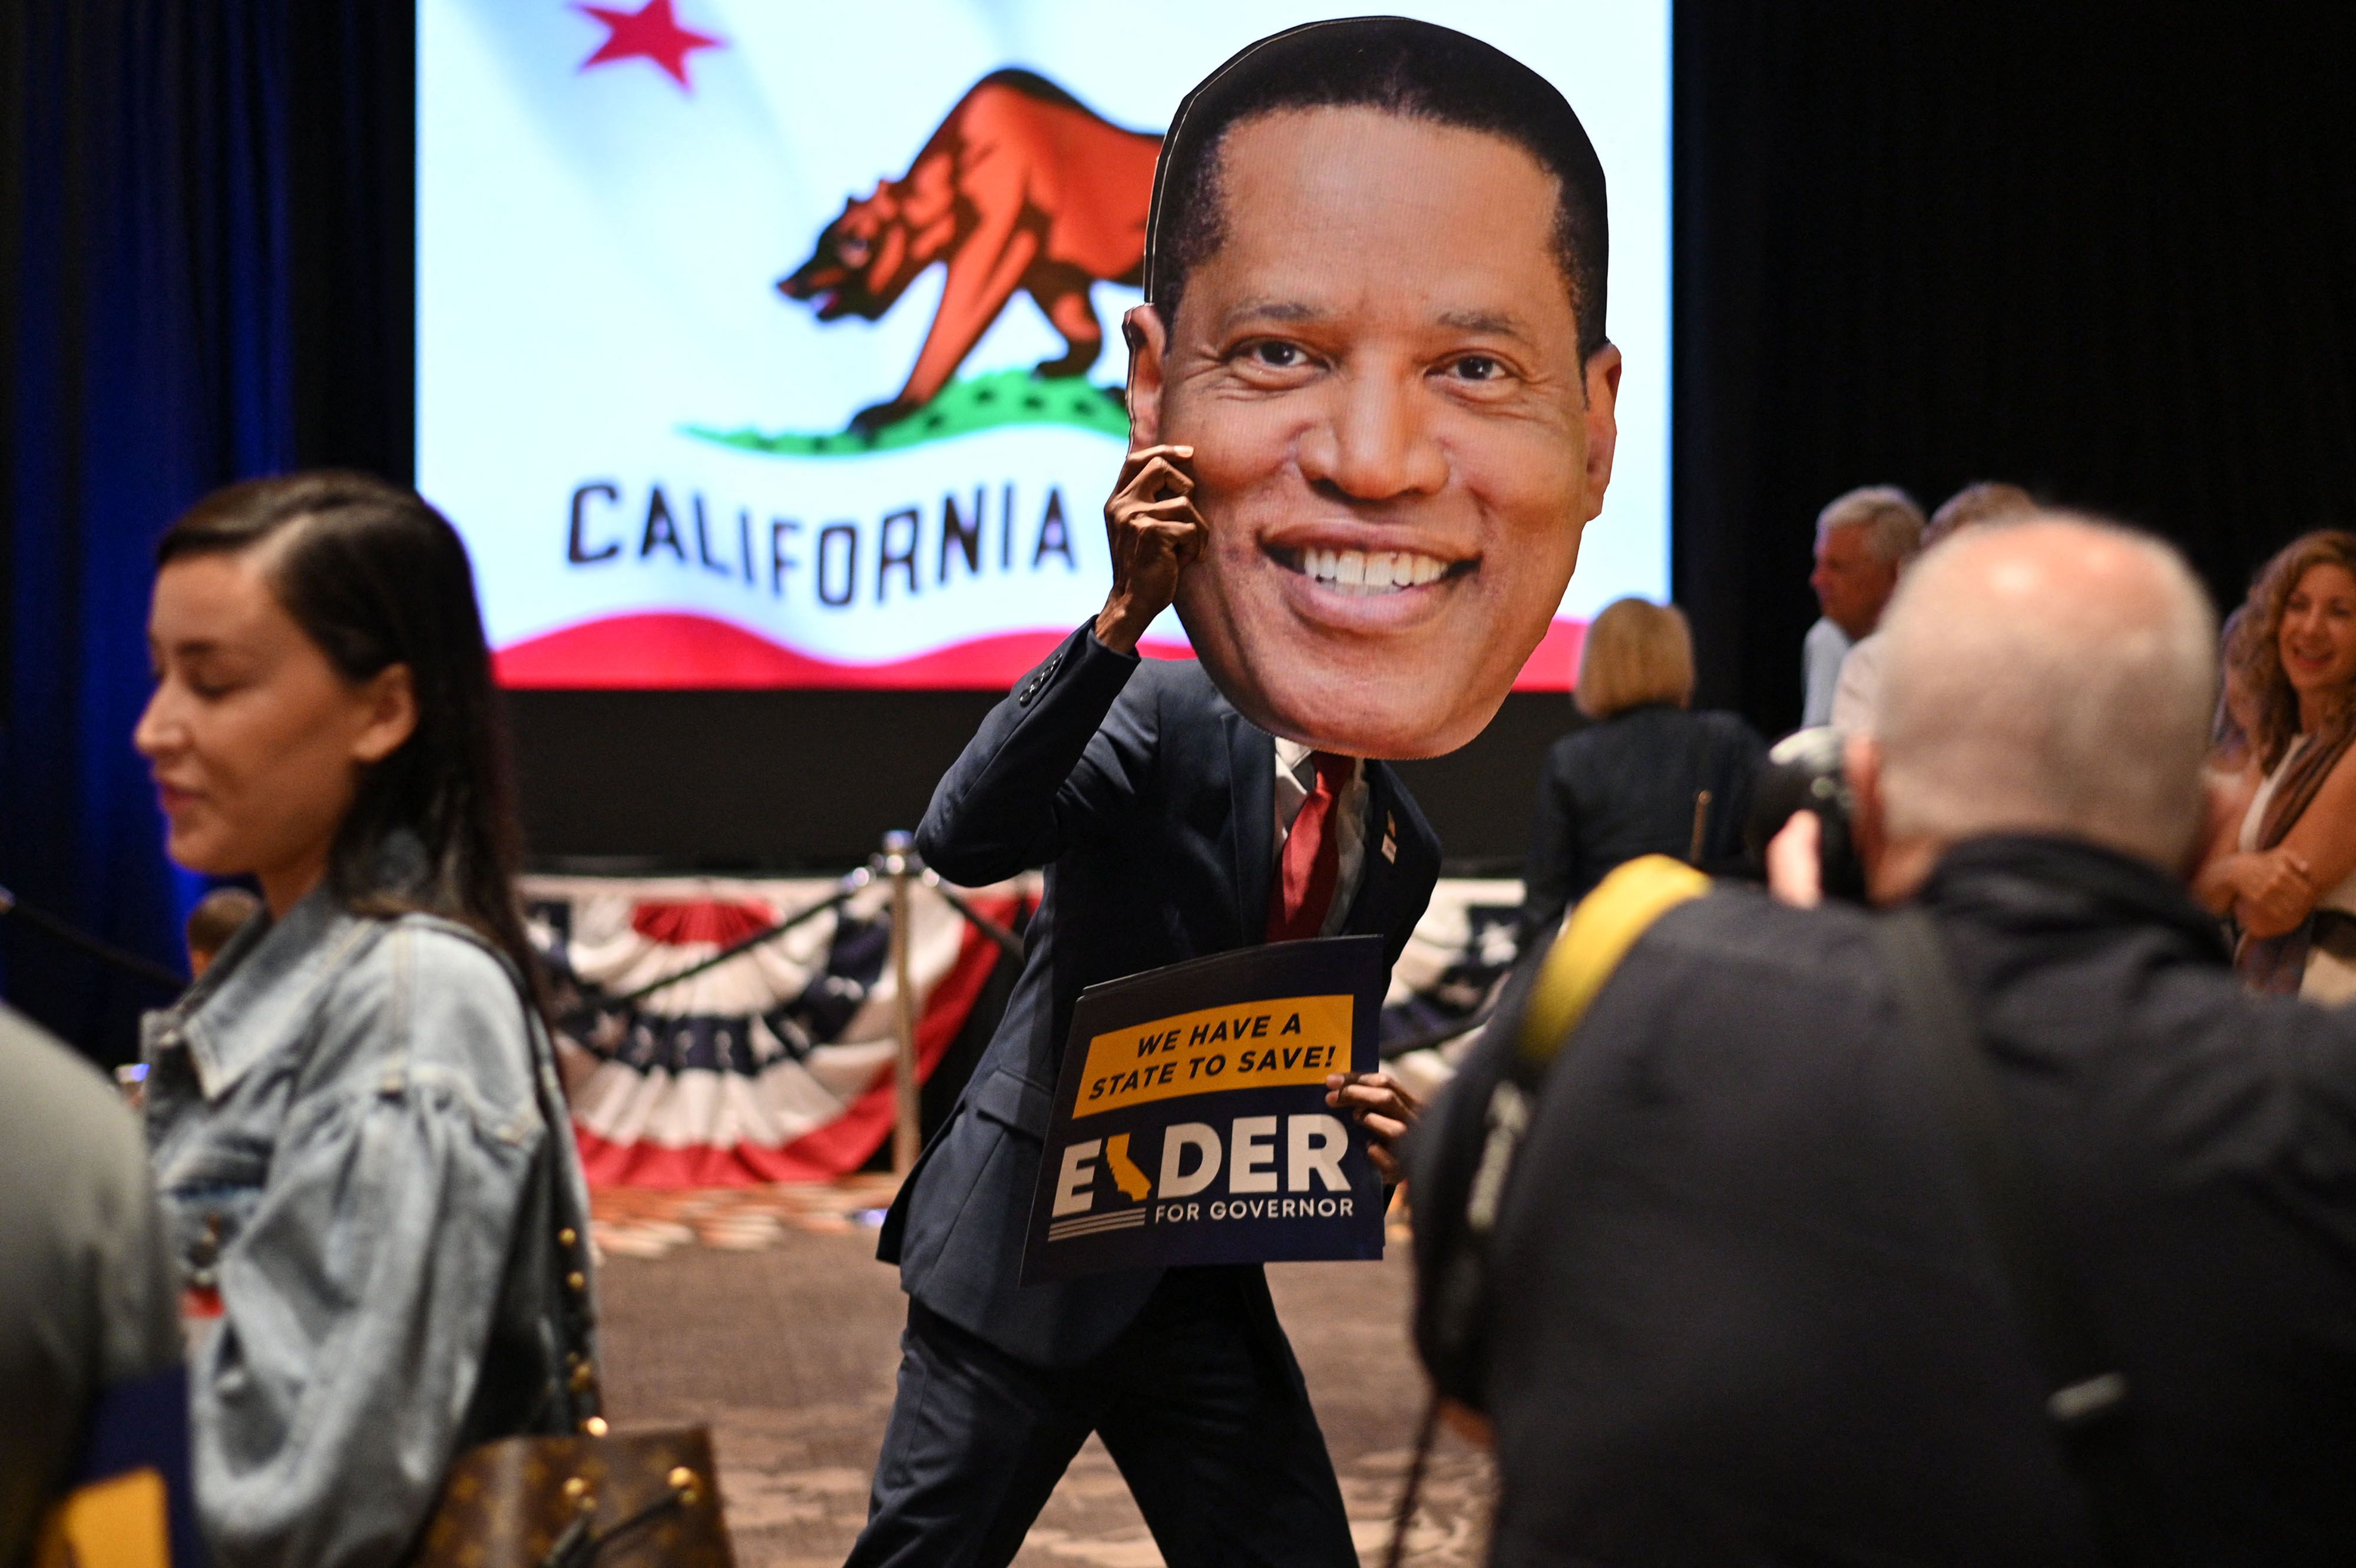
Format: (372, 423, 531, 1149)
(1107, 18, 1622, 759)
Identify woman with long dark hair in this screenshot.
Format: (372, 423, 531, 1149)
(134, 473, 597, 1565)
(2196, 528, 2356, 998)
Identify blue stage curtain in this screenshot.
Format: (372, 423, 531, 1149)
(0, 1, 294, 1061)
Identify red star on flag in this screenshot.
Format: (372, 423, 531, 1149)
(577, 0, 724, 91)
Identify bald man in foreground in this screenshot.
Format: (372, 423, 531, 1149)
(1412, 517, 2356, 1565)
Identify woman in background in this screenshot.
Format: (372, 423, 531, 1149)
(1519, 597, 1766, 941)
(2197, 529, 2356, 999)
(135, 472, 596, 1566)
(2209, 606, 2258, 776)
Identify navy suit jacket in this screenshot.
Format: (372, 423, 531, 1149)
(879, 624, 1442, 1367)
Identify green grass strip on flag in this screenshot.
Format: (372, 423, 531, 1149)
(685, 369, 1127, 456)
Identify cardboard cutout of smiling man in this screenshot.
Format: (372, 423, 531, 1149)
(1096, 18, 1620, 759)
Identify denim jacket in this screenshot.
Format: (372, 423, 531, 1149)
(143, 888, 596, 1568)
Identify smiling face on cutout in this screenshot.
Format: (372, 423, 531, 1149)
(1126, 107, 1620, 759)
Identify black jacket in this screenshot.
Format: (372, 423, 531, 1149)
(879, 624, 1441, 1368)
(1519, 704, 1764, 938)
(1414, 836, 2356, 1566)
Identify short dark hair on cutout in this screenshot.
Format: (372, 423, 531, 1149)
(1144, 17, 1610, 360)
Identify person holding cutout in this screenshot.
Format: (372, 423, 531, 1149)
(849, 14, 1629, 1559)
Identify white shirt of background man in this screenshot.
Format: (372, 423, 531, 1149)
(1802, 617, 1854, 729)
(1829, 631, 1886, 735)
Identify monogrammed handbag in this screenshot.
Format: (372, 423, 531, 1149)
(410, 1427, 733, 1568)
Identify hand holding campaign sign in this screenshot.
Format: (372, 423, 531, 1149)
(1021, 937, 1388, 1283)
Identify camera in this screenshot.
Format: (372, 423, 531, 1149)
(1744, 727, 1867, 901)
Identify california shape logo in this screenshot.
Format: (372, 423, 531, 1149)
(691, 70, 1162, 456)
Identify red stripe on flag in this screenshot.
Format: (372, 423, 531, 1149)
(495, 614, 1192, 690)
(495, 610, 1588, 692)
(1509, 617, 1586, 692)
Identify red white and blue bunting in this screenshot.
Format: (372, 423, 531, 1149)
(525, 872, 1033, 1186)
(525, 874, 1518, 1187)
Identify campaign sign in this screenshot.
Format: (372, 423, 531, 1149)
(1020, 936, 1387, 1284)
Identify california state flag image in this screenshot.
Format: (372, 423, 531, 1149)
(416, 0, 1670, 689)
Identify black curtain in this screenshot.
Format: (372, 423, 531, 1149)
(1675, 4, 2356, 735)
(287, 1, 412, 487)
(0, 0, 408, 1061)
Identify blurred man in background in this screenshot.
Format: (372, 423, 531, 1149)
(1416, 516, 2356, 1565)
(182, 886, 259, 981)
(1829, 479, 2036, 733)
(1801, 485, 1924, 725)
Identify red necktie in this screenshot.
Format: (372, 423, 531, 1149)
(1266, 752, 1354, 942)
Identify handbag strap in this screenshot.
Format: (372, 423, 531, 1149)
(517, 985, 605, 1431)
(408, 912, 604, 1433)
(1872, 909, 2175, 1568)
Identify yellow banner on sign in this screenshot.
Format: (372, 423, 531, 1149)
(34, 1468, 170, 1568)
(1073, 993, 1354, 1119)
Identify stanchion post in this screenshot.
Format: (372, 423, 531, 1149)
(883, 830, 921, 1176)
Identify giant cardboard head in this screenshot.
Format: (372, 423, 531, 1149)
(1127, 18, 1620, 759)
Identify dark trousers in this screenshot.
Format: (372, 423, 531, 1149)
(845, 1266, 1358, 1568)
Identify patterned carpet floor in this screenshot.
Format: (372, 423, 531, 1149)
(594, 1183, 1493, 1567)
